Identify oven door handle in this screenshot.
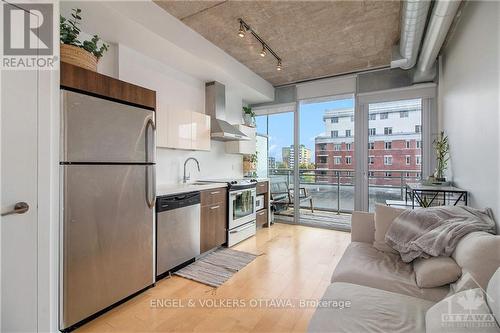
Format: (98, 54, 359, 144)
(229, 222, 256, 234)
(230, 189, 256, 196)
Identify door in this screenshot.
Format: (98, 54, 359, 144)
(200, 201, 227, 253)
(61, 164, 153, 329)
(61, 90, 155, 163)
(298, 96, 355, 229)
(0, 50, 39, 332)
(366, 98, 423, 211)
(255, 111, 296, 222)
(229, 188, 256, 228)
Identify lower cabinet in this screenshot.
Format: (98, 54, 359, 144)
(200, 188, 227, 253)
(256, 209, 267, 227)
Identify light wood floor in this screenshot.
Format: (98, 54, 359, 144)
(76, 223, 351, 333)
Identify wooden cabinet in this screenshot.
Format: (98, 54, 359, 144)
(256, 209, 267, 227)
(256, 180, 270, 228)
(200, 187, 227, 253)
(225, 125, 256, 154)
(60, 62, 156, 109)
(257, 181, 268, 195)
(158, 110, 211, 151)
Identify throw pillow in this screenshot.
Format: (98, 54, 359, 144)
(373, 204, 405, 253)
(426, 288, 499, 333)
(451, 231, 500, 293)
(413, 256, 461, 288)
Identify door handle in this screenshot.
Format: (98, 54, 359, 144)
(145, 117, 156, 209)
(145, 118, 156, 163)
(146, 165, 156, 209)
(1, 202, 29, 217)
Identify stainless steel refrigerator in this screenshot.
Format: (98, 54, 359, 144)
(60, 90, 156, 330)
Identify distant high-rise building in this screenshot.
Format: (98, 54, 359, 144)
(282, 146, 291, 167)
(282, 145, 312, 167)
(268, 157, 276, 169)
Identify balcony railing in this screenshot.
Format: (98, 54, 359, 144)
(268, 168, 421, 214)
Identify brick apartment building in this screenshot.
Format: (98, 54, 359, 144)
(315, 99, 422, 186)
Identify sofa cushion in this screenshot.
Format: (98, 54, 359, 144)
(426, 288, 500, 333)
(413, 256, 462, 288)
(308, 282, 434, 333)
(451, 231, 500, 293)
(374, 204, 406, 253)
(331, 242, 449, 302)
(487, 268, 500, 326)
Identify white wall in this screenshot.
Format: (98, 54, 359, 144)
(60, 1, 274, 103)
(118, 45, 243, 185)
(439, 1, 500, 226)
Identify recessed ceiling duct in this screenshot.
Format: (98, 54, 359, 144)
(391, 0, 431, 70)
(414, 0, 462, 82)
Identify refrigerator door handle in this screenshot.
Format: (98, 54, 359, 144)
(146, 165, 156, 209)
(145, 118, 156, 209)
(145, 118, 156, 163)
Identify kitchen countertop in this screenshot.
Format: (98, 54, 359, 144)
(243, 177, 269, 182)
(157, 182, 228, 197)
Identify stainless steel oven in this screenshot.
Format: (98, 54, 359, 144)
(229, 186, 256, 229)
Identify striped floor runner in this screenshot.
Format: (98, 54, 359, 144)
(174, 248, 258, 287)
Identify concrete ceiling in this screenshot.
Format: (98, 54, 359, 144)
(155, 1, 401, 86)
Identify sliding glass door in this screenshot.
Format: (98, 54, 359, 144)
(298, 96, 355, 229)
(367, 99, 423, 211)
(255, 84, 436, 228)
(255, 111, 295, 223)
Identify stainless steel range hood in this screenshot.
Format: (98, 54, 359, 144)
(205, 81, 250, 141)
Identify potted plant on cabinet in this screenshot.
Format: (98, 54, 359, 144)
(60, 8, 109, 72)
(242, 106, 256, 127)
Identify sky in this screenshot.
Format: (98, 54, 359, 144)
(256, 98, 354, 162)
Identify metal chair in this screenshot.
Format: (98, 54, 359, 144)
(270, 181, 314, 213)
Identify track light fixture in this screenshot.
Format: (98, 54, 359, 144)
(237, 22, 245, 38)
(237, 18, 282, 71)
(260, 44, 267, 57)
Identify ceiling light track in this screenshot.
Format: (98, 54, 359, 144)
(238, 18, 282, 71)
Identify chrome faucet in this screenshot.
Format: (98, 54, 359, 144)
(183, 157, 200, 183)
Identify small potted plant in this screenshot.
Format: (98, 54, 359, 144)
(242, 106, 256, 127)
(433, 131, 450, 182)
(60, 8, 109, 71)
(243, 153, 257, 176)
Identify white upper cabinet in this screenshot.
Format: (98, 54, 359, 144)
(157, 110, 211, 151)
(191, 111, 211, 151)
(226, 125, 256, 154)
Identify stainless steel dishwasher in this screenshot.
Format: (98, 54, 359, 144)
(156, 191, 200, 278)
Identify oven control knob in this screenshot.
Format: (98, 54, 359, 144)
(231, 181, 237, 184)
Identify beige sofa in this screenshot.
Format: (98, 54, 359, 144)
(308, 210, 500, 333)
